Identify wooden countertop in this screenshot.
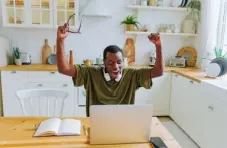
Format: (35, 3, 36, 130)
(0, 117, 181, 148)
(0, 64, 214, 83)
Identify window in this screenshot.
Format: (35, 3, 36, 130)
(217, 0, 227, 51)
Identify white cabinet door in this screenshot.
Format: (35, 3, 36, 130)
(198, 84, 227, 148)
(149, 72, 171, 116)
(179, 78, 202, 146)
(1, 71, 27, 116)
(55, 82, 78, 117)
(170, 74, 210, 148)
(27, 0, 54, 28)
(1, 0, 27, 27)
(135, 72, 171, 116)
(52, 0, 79, 29)
(170, 74, 197, 131)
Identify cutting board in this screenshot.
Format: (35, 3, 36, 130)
(123, 38, 135, 65)
(42, 39, 52, 64)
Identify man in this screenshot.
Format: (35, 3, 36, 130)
(56, 24, 164, 117)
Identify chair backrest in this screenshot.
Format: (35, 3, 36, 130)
(16, 89, 69, 117)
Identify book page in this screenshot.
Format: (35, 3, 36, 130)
(57, 119, 81, 136)
(34, 118, 61, 137)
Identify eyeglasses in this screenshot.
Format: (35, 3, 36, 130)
(66, 13, 84, 34)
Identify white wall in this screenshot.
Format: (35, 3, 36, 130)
(0, 0, 201, 66)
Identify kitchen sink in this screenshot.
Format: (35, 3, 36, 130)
(202, 80, 227, 90)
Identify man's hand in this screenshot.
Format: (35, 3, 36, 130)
(57, 23, 69, 41)
(148, 33, 161, 46)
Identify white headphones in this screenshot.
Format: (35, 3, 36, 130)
(103, 67, 122, 82)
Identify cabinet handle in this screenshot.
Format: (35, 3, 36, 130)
(190, 80, 194, 84)
(50, 72, 56, 74)
(37, 84, 43, 87)
(208, 106, 214, 111)
(175, 74, 178, 77)
(63, 84, 68, 87)
(11, 71, 16, 74)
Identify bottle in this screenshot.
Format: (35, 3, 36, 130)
(69, 50, 73, 65)
(42, 39, 52, 64)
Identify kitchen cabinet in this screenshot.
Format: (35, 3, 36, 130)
(1, 71, 78, 117)
(197, 83, 227, 148)
(170, 74, 196, 131)
(170, 74, 227, 148)
(1, 0, 79, 28)
(1, 71, 27, 116)
(170, 74, 205, 146)
(135, 72, 171, 116)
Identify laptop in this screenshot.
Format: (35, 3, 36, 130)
(89, 104, 153, 145)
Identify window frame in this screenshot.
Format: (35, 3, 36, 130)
(217, 0, 227, 48)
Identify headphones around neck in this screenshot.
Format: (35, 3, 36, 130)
(103, 67, 122, 82)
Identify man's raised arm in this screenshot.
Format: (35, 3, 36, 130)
(56, 24, 77, 77)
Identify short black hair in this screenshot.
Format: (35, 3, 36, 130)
(103, 45, 123, 60)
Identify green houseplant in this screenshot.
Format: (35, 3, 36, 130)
(214, 46, 227, 60)
(13, 47, 22, 65)
(186, 0, 201, 21)
(121, 15, 140, 31)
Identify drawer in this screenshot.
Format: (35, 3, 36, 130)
(27, 71, 71, 82)
(1, 71, 27, 82)
(27, 82, 54, 89)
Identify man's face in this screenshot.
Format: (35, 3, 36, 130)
(104, 52, 123, 79)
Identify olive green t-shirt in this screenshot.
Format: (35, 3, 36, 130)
(72, 65, 153, 117)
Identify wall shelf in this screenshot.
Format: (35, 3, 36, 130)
(126, 5, 187, 12)
(125, 31, 198, 37)
(82, 13, 112, 18)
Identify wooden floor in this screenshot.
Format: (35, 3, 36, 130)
(158, 117, 199, 148)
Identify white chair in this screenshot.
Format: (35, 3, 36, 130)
(16, 89, 69, 117)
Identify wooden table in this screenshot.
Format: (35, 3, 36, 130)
(0, 117, 181, 148)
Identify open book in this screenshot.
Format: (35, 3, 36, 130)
(33, 118, 81, 137)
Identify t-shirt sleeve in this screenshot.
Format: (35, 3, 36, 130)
(72, 64, 89, 87)
(136, 68, 153, 89)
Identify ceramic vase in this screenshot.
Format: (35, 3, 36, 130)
(14, 58, 22, 66)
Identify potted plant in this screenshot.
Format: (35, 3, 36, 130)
(182, 0, 201, 33)
(186, 0, 201, 21)
(13, 47, 22, 65)
(214, 46, 227, 60)
(121, 15, 140, 31)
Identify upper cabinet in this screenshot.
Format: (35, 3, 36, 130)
(1, 0, 79, 29)
(2, 0, 26, 27)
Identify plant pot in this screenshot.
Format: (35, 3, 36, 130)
(182, 10, 199, 34)
(126, 24, 135, 31)
(14, 58, 22, 66)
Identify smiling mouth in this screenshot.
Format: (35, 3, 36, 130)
(112, 71, 120, 77)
